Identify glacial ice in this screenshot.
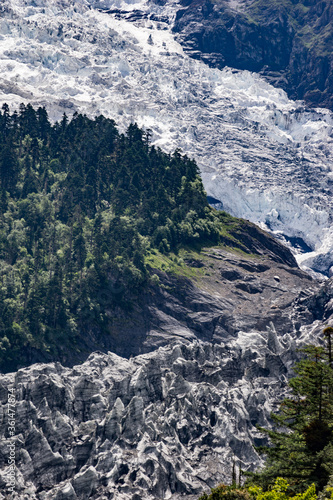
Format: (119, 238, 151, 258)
(0, 0, 332, 275)
(0, 338, 308, 498)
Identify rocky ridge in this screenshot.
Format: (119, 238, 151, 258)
(9, 226, 318, 370)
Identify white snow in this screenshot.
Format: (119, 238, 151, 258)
(0, 0, 333, 275)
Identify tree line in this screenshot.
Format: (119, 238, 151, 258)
(0, 103, 228, 371)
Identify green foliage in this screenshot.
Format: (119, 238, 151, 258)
(245, 0, 332, 54)
(248, 479, 317, 500)
(199, 483, 251, 500)
(319, 474, 333, 500)
(0, 103, 232, 371)
(199, 478, 317, 500)
(250, 331, 333, 492)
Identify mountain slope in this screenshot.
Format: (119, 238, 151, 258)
(0, 4, 333, 497)
(2, 107, 331, 500)
(0, 105, 330, 493)
(0, 0, 332, 276)
(0, 105, 311, 373)
(173, 0, 333, 110)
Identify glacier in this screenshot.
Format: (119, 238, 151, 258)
(0, 333, 321, 499)
(0, 0, 332, 275)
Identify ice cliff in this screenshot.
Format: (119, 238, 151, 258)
(0, 337, 322, 499)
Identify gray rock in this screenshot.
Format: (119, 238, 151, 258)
(173, 0, 333, 110)
(72, 466, 97, 498)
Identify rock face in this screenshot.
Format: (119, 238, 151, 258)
(143, 247, 313, 354)
(173, 0, 333, 110)
(2, 228, 320, 371)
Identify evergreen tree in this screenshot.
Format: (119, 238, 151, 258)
(251, 332, 333, 492)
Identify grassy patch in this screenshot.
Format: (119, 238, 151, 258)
(145, 248, 209, 279)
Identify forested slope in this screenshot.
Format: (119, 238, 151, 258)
(0, 104, 262, 372)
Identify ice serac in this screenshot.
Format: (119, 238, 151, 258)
(1, 250, 333, 497)
(0, 313, 330, 500)
(1, 265, 333, 499)
(0, 0, 332, 276)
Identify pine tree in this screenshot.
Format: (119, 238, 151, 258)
(250, 332, 333, 492)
